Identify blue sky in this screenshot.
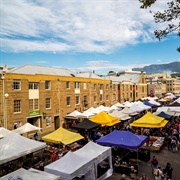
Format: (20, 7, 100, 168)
(0, 0, 179, 75)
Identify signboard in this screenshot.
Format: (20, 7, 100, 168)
(29, 110, 40, 116)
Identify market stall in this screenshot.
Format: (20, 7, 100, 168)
(96, 130, 148, 177)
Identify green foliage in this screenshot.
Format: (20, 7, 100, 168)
(139, 0, 180, 52)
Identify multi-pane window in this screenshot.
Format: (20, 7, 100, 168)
(29, 99, 39, 110)
(45, 81, 51, 90)
(84, 95, 87, 102)
(45, 98, 51, 109)
(75, 82, 80, 89)
(75, 96, 80, 105)
(13, 80, 21, 90)
(100, 84, 103, 90)
(66, 82, 70, 89)
(94, 84, 96, 90)
(29, 82, 39, 89)
(14, 100, 21, 113)
(66, 97, 70, 106)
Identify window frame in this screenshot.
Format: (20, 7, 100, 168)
(14, 100, 21, 113)
(13, 80, 21, 90)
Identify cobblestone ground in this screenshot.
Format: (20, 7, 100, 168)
(107, 146, 180, 180)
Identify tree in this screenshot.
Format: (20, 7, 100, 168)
(139, 0, 180, 52)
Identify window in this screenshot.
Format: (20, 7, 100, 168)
(29, 99, 33, 110)
(130, 93, 132, 98)
(75, 82, 80, 89)
(113, 84, 116, 90)
(75, 95, 80, 105)
(45, 98, 51, 109)
(136, 92, 138, 97)
(83, 83, 87, 89)
(66, 82, 70, 89)
(14, 100, 21, 113)
(100, 94, 103, 101)
(106, 84, 109, 90)
(66, 97, 71, 106)
(94, 96, 96, 102)
(45, 81, 51, 90)
(83, 95, 87, 101)
(126, 85, 128, 90)
(29, 99, 39, 110)
(13, 80, 21, 90)
(29, 82, 39, 89)
(106, 95, 109, 101)
(113, 94, 116, 100)
(94, 84, 97, 90)
(122, 84, 124, 91)
(100, 84, 103, 90)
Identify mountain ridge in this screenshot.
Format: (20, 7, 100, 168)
(132, 61, 180, 75)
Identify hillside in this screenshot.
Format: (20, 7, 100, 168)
(132, 61, 180, 75)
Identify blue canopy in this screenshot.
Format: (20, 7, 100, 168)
(157, 111, 172, 120)
(144, 101, 156, 107)
(96, 130, 148, 150)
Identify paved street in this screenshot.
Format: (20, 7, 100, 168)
(107, 146, 180, 180)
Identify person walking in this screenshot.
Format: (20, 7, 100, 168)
(155, 167, 163, 180)
(164, 163, 173, 180)
(150, 155, 158, 174)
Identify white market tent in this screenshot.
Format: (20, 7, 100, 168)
(80, 109, 95, 118)
(96, 105, 110, 113)
(12, 122, 41, 134)
(0, 127, 11, 138)
(0, 132, 46, 165)
(120, 106, 136, 115)
(74, 141, 113, 180)
(87, 107, 100, 114)
(114, 102, 124, 108)
(136, 102, 151, 111)
(122, 101, 133, 107)
(175, 97, 180, 103)
(148, 100, 161, 106)
(64, 110, 83, 119)
(130, 104, 144, 113)
(44, 151, 95, 180)
(108, 110, 131, 121)
(0, 168, 60, 180)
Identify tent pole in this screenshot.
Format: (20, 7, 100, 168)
(137, 149, 139, 173)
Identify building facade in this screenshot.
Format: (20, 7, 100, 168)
(0, 65, 148, 135)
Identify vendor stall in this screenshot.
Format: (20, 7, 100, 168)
(96, 130, 148, 176)
(149, 136, 165, 151)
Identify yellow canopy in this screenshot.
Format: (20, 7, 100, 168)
(89, 111, 120, 126)
(130, 112, 168, 128)
(42, 127, 84, 145)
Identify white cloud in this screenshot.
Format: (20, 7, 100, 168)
(0, 0, 165, 53)
(69, 60, 150, 75)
